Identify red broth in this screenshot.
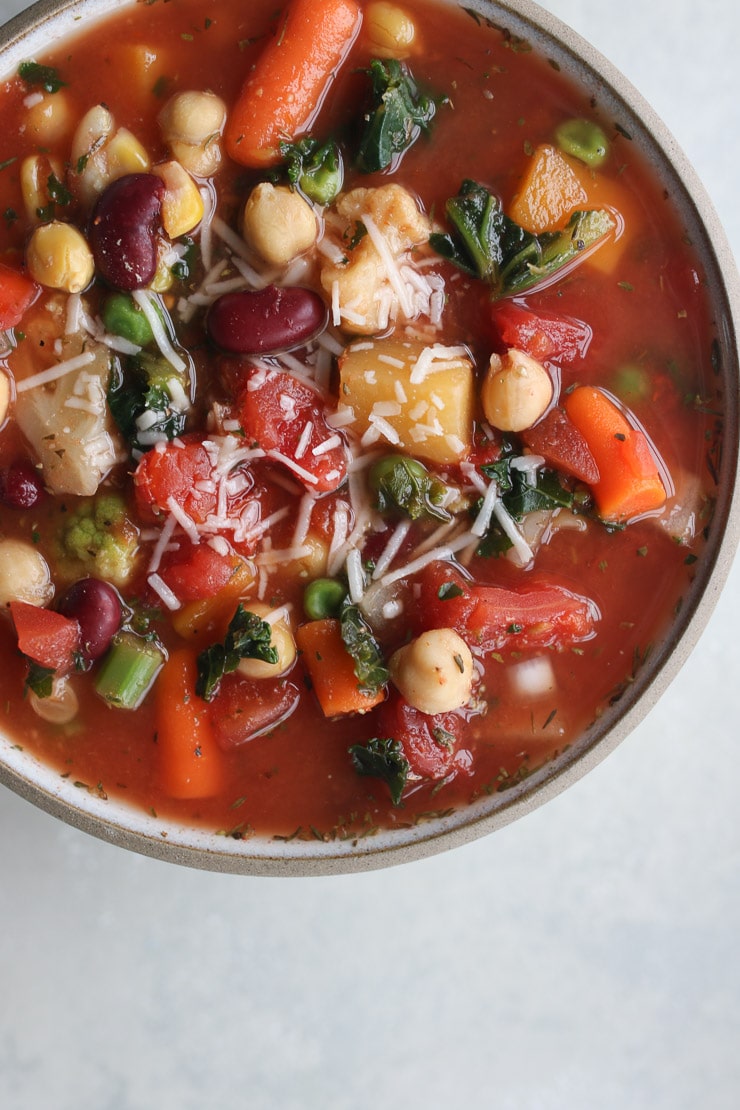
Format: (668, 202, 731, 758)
(0, 0, 722, 841)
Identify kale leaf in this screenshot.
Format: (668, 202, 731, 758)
(348, 736, 410, 805)
(107, 352, 188, 451)
(476, 455, 574, 556)
(357, 58, 438, 173)
(340, 602, 389, 697)
(430, 179, 614, 298)
(280, 137, 344, 205)
(196, 605, 278, 702)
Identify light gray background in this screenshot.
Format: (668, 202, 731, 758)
(1, 2, 738, 1108)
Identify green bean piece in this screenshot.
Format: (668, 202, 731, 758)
(555, 118, 609, 168)
(304, 578, 347, 621)
(102, 292, 155, 348)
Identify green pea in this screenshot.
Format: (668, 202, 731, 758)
(555, 118, 609, 168)
(369, 453, 428, 491)
(102, 293, 154, 348)
(613, 363, 651, 403)
(304, 578, 347, 621)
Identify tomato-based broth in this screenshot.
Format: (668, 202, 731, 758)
(0, 0, 722, 840)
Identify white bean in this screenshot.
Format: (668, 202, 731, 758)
(0, 539, 54, 608)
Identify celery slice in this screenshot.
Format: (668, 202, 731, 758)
(95, 631, 164, 710)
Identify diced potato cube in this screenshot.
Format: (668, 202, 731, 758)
(339, 338, 474, 465)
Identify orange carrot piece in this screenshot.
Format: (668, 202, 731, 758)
(155, 647, 225, 799)
(509, 144, 589, 234)
(295, 618, 385, 717)
(171, 559, 257, 646)
(224, 0, 362, 167)
(564, 386, 667, 521)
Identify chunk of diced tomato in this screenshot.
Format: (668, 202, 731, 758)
(158, 545, 246, 603)
(238, 368, 348, 493)
(375, 692, 468, 782)
(522, 406, 600, 484)
(10, 600, 80, 672)
(210, 672, 301, 749)
(133, 435, 222, 523)
(0, 263, 38, 330)
(491, 302, 592, 364)
(416, 560, 597, 653)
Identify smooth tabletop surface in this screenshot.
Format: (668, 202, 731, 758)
(0, 2, 738, 1108)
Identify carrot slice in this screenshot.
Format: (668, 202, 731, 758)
(155, 647, 225, 798)
(564, 386, 667, 521)
(224, 0, 362, 168)
(295, 618, 385, 717)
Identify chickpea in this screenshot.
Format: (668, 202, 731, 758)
(0, 539, 54, 609)
(241, 183, 318, 267)
(366, 2, 417, 58)
(25, 221, 95, 294)
(389, 628, 474, 715)
(159, 90, 226, 178)
(237, 602, 297, 679)
(481, 348, 553, 433)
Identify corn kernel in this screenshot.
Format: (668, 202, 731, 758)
(152, 159, 205, 238)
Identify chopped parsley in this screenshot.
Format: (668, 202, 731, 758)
(18, 61, 66, 93)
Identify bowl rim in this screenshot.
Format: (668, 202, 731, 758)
(0, 0, 738, 876)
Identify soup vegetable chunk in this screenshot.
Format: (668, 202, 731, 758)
(0, 0, 722, 840)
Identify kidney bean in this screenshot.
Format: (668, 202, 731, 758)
(0, 458, 45, 509)
(206, 285, 327, 355)
(58, 578, 122, 662)
(89, 174, 165, 290)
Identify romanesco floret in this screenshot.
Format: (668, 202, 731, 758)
(57, 493, 139, 586)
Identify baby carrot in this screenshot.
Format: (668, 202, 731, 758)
(155, 647, 225, 799)
(224, 0, 362, 168)
(564, 385, 667, 521)
(295, 618, 385, 717)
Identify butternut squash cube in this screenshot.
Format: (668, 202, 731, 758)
(339, 338, 474, 465)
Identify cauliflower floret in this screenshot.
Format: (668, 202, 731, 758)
(57, 492, 139, 587)
(321, 183, 432, 335)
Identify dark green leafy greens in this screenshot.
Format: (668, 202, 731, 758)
(476, 453, 574, 557)
(18, 61, 66, 93)
(429, 179, 614, 298)
(340, 602, 389, 696)
(348, 737, 410, 805)
(280, 137, 343, 205)
(108, 352, 189, 451)
(369, 454, 450, 522)
(25, 662, 55, 699)
(357, 58, 438, 173)
(196, 605, 278, 702)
